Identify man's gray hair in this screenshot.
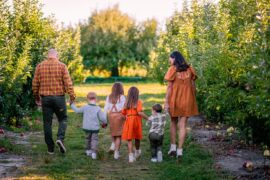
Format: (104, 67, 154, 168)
(47, 49, 58, 59)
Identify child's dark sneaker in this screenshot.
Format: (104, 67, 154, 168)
(56, 140, 66, 153)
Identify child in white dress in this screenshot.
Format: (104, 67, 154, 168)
(104, 82, 126, 159)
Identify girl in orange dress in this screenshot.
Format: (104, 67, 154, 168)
(164, 51, 199, 159)
(122, 87, 148, 163)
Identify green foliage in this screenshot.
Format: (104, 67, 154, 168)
(84, 76, 151, 84)
(0, 0, 85, 125)
(0, 137, 15, 151)
(153, 0, 270, 145)
(0, 0, 54, 125)
(55, 27, 85, 83)
(80, 5, 157, 76)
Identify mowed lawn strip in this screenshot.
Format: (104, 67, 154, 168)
(20, 83, 224, 179)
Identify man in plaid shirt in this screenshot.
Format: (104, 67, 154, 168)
(32, 49, 75, 154)
(147, 104, 167, 162)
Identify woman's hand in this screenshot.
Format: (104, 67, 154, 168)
(164, 103, 170, 112)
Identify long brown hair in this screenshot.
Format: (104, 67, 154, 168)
(170, 51, 189, 72)
(109, 82, 124, 104)
(124, 86, 139, 109)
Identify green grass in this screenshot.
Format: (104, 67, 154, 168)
(18, 83, 225, 179)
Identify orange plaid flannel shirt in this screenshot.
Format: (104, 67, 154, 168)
(32, 59, 75, 100)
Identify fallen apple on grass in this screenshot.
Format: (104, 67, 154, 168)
(0, 147, 7, 153)
(216, 131, 222, 137)
(264, 149, 270, 157)
(227, 126, 235, 133)
(243, 161, 254, 171)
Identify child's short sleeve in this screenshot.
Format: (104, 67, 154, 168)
(164, 66, 176, 81)
(189, 66, 197, 80)
(137, 100, 143, 112)
(148, 115, 154, 121)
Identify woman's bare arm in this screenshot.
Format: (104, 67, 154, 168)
(165, 81, 173, 111)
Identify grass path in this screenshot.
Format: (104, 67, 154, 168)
(19, 83, 224, 179)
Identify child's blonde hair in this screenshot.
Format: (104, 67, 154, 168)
(87, 92, 97, 100)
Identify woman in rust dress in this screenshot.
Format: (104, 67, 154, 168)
(164, 51, 199, 159)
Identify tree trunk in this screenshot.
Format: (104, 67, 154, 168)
(111, 65, 119, 77)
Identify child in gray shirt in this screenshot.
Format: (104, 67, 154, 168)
(71, 92, 107, 159)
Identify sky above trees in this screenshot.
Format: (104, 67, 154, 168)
(41, 0, 182, 27)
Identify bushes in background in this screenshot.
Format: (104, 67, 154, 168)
(84, 76, 151, 84)
(152, 0, 270, 145)
(0, 0, 85, 126)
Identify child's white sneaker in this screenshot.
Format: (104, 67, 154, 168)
(135, 149, 141, 159)
(168, 144, 176, 156)
(157, 151, 163, 162)
(151, 158, 157, 163)
(86, 150, 92, 156)
(114, 150, 120, 160)
(91, 152, 97, 160)
(108, 142, 115, 154)
(129, 153, 135, 163)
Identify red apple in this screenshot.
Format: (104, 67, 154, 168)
(0, 147, 7, 153)
(243, 161, 254, 171)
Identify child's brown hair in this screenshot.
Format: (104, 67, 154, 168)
(152, 104, 162, 113)
(109, 82, 124, 104)
(124, 86, 139, 109)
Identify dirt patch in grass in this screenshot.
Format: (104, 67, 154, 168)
(189, 116, 270, 179)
